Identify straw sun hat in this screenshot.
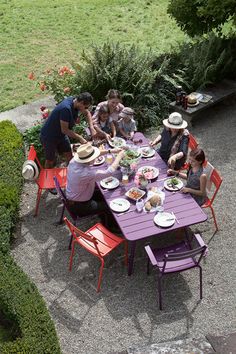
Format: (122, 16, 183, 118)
(163, 112, 188, 129)
(74, 143, 100, 163)
(22, 160, 39, 180)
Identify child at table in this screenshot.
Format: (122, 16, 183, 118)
(92, 105, 116, 142)
(118, 107, 137, 140)
(167, 148, 207, 206)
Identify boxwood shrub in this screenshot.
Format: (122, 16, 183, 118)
(0, 121, 61, 353)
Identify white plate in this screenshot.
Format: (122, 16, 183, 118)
(100, 177, 120, 189)
(138, 166, 159, 180)
(125, 187, 146, 201)
(93, 156, 105, 166)
(109, 198, 130, 212)
(187, 100, 199, 107)
(154, 212, 175, 227)
(140, 146, 155, 158)
(109, 137, 126, 148)
(143, 190, 165, 213)
(164, 178, 184, 191)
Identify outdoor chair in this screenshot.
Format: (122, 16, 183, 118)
(53, 176, 107, 250)
(64, 217, 128, 292)
(181, 133, 199, 170)
(145, 233, 207, 310)
(202, 166, 223, 233)
(27, 145, 67, 216)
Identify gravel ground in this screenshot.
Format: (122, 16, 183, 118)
(2, 98, 235, 354)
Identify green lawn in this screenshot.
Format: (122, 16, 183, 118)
(0, 0, 187, 112)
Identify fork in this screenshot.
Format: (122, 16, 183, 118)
(172, 212, 180, 224)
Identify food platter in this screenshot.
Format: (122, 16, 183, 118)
(119, 147, 141, 168)
(137, 166, 159, 180)
(109, 198, 130, 212)
(100, 177, 120, 189)
(164, 177, 184, 191)
(93, 156, 105, 166)
(154, 212, 176, 228)
(140, 146, 155, 158)
(109, 137, 126, 148)
(125, 187, 146, 201)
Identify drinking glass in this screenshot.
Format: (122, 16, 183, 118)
(136, 199, 144, 212)
(106, 154, 113, 165)
(122, 174, 129, 185)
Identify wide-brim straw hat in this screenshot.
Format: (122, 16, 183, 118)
(74, 143, 100, 163)
(22, 160, 39, 180)
(163, 112, 188, 129)
(119, 107, 134, 120)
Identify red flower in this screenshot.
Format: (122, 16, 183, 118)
(42, 112, 49, 119)
(40, 105, 46, 111)
(39, 82, 46, 91)
(28, 72, 35, 80)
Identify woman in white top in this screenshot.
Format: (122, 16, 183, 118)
(93, 89, 124, 126)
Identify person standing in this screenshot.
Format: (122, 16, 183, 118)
(40, 92, 96, 168)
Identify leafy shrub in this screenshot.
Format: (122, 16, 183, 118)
(164, 33, 236, 91)
(23, 123, 45, 164)
(0, 120, 61, 353)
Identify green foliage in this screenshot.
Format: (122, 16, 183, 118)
(168, 33, 236, 90)
(168, 0, 236, 37)
(0, 121, 61, 353)
(23, 123, 45, 164)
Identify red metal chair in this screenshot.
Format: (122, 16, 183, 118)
(64, 217, 128, 292)
(181, 133, 199, 170)
(202, 167, 223, 232)
(145, 233, 207, 310)
(27, 145, 67, 216)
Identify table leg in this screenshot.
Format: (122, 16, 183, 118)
(184, 227, 193, 248)
(128, 241, 136, 276)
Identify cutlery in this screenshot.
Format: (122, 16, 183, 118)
(172, 212, 180, 224)
(117, 209, 133, 216)
(112, 201, 123, 206)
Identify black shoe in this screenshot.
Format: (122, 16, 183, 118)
(49, 188, 57, 195)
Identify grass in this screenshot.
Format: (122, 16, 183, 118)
(0, 0, 187, 112)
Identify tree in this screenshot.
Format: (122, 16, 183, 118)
(167, 0, 236, 37)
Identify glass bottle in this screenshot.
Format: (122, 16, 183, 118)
(175, 86, 182, 106)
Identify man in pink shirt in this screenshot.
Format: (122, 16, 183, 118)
(66, 143, 124, 218)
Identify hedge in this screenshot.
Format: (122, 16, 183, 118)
(0, 121, 61, 353)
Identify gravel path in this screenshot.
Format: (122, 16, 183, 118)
(2, 98, 235, 354)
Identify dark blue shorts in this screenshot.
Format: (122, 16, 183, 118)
(40, 135, 71, 161)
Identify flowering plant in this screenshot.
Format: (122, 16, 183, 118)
(28, 65, 80, 103)
(40, 105, 50, 119)
(134, 171, 149, 188)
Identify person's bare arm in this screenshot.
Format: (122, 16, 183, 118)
(150, 134, 161, 146)
(82, 109, 97, 137)
(60, 120, 87, 144)
(182, 174, 207, 196)
(111, 121, 116, 137)
(119, 127, 129, 139)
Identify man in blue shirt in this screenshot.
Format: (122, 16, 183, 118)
(40, 92, 96, 168)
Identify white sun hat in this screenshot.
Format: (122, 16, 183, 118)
(22, 160, 39, 180)
(74, 143, 100, 163)
(163, 112, 188, 129)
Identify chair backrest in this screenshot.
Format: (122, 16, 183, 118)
(27, 145, 43, 170)
(161, 245, 206, 273)
(208, 168, 222, 205)
(53, 176, 78, 221)
(188, 133, 198, 151)
(64, 217, 102, 258)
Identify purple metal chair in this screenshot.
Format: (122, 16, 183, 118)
(145, 233, 207, 310)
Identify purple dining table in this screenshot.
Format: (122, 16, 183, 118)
(95, 132, 208, 275)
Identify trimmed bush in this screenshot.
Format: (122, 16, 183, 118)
(0, 120, 61, 353)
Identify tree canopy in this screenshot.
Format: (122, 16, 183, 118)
(168, 0, 236, 37)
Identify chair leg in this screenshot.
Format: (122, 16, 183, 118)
(69, 241, 75, 271)
(199, 266, 203, 299)
(34, 188, 42, 216)
(158, 275, 163, 310)
(210, 205, 218, 232)
(97, 259, 105, 292)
